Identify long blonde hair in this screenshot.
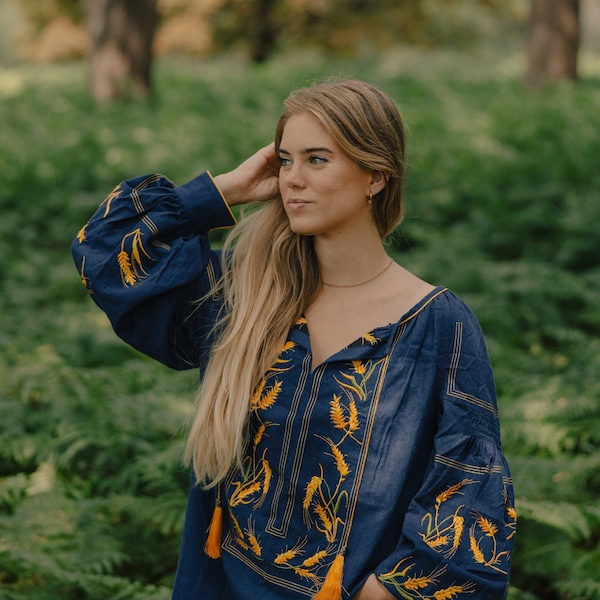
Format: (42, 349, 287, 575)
(184, 79, 407, 487)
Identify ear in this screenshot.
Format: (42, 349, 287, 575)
(368, 171, 387, 196)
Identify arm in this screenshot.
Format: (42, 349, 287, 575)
(371, 304, 515, 600)
(72, 144, 280, 370)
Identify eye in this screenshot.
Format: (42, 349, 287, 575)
(309, 155, 327, 165)
(278, 155, 291, 167)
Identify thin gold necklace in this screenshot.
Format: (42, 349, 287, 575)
(322, 257, 394, 288)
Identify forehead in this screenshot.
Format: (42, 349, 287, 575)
(279, 112, 337, 149)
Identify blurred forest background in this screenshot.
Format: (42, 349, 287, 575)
(1, 0, 599, 598)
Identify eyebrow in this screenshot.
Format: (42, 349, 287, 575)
(278, 147, 334, 155)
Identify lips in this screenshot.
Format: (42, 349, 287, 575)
(287, 198, 311, 209)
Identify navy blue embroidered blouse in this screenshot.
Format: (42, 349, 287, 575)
(72, 172, 515, 600)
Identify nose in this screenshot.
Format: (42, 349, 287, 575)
(282, 163, 305, 189)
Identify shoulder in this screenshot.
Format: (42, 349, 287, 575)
(412, 288, 489, 357)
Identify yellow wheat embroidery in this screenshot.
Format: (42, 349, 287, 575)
(304, 475, 323, 510)
(404, 575, 433, 591)
(331, 445, 350, 479)
(244, 517, 262, 558)
(379, 560, 452, 597)
(118, 228, 154, 286)
(79, 256, 91, 291)
(302, 549, 328, 567)
(292, 566, 321, 583)
(274, 539, 307, 565)
(330, 394, 346, 430)
(352, 360, 366, 374)
(435, 479, 475, 509)
(251, 380, 282, 411)
(270, 341, 296, 373)
(259, 458, 272, 502)
(329, 394, 361, 445)
(469, 530, 486, 565)
(100, 184, 122, 217)
(229, 481, 262, 507)
(361, 332, 379, 345)
(253, 423, 266, 448)
(421, 480, 477, 560)
(314, 504, 337, 542)
(229, 513, 249, 550)
(468, 513, 510, 574)
(336, 358, 383, 403)
(77, 224, 87, 243)
(250, 379, 266, 410)
(504, 490, 517, 540)
(433, 582, 476, 599)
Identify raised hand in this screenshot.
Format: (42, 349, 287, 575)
(213, 143, 280, 207)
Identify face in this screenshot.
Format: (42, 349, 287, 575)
(277, 112, 382, 239)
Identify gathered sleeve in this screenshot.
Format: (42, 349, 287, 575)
(373, 302, 516, 600)
(71, 172, 236, 371)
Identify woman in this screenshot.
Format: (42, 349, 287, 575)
(73, 79, 515, 600)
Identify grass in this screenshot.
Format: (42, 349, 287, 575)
(1, 46, 599, 598)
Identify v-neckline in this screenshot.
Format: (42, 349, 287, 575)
(293, 286, 447, 372)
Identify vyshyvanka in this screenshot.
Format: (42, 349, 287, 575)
(72, 172, 516, 599)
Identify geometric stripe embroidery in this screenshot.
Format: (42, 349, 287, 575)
(447, 322, 499, 416)
(435, 454, 505, 476)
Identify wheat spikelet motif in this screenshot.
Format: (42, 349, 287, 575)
(302, 549, 328, 568)
(468, 513, 510, 574)
(348, 401, 359, 433)
(118, 228, 154, 286)
(379, 560, 451, 597)
(435, 479, 476, 510)
(77, 224, 87, 243)
(230, 513, 249, 550)
(314, 504, 334, 541)
(250, 379, 266, 410)
(469, 530, 486, 565)
(292, 566, 321, 583)
(117, 251, 136, 286)
(424, 535, 449, 549)
(331, 445, 350, 479)
(352, 360, 366, 375)
(255, 380, 282, 411)
(304, 475, 323, 510)
(404, 575, 432, 591)
(100, 184, 122, 217)
(478, 516, 498, 537)
(253, 423, 266, 448)
(274, 539, 307, 565)
(229, 481, 262, 507)
(433, 582, 476, 600)
(361, 332, 379, 345)
(330, 394, 348, 430)
(446, 515, 464, 558)
(78, 256, 91, 290)
(244, 517, 262, 558)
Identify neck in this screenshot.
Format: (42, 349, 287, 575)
(314, 230, 390, 288)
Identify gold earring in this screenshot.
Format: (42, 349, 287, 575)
(367, 191, 373, 204)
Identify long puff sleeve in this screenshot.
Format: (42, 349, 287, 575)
(372, 301, 516, 600)
(72, 172, 236, 371)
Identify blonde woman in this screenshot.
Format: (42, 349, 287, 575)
(73, 80, 515, 600)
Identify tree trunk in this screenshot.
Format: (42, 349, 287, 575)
(81, 0, 159, 101)
(249, 0, 277, 63)
(524, 0, 580, 86)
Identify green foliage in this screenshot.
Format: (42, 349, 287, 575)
(1, 49, 599, 598)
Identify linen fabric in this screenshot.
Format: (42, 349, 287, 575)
(72, 172, 515, 599)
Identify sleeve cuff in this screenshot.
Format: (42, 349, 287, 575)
(176, 171, 237, 233)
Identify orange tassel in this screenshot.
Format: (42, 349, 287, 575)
(313, 553, 345, 600)
(204, 504, 223, 559)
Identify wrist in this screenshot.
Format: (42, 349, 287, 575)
(212, 172, 243, 206)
